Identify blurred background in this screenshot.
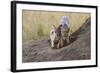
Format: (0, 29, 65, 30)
(22, 10, 90, 43)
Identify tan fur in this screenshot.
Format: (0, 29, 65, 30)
(56, 28, 70, 48)
(61, 28, 70, 43)
(57, 37, 64, 48)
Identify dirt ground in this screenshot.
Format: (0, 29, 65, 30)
(22, 18, 91, 63)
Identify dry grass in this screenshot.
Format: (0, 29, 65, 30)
(22, 10, 90, 43)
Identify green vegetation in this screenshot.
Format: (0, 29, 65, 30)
(22, 10, 90, 43)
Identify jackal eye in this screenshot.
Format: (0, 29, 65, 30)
(52, 31, 54, 34)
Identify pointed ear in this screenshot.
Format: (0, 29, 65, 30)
(52, 24, 56, 29)
(58, 24, 62, 29)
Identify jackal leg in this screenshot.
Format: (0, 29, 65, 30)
(57, 38, 64, 48)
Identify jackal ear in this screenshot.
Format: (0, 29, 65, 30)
(52, 24, 56, 29)
(58, 24, 62, 29)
